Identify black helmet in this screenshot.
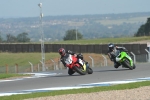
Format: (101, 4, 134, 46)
(58, 48, 66, 56)
(108, 43, 115, 51)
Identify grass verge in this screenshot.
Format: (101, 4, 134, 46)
(0, 81, 150, 100)
(0, 73, 30, 79)
(0, 53, 59, 67)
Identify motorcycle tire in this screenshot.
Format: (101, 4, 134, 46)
(73, 66, 86, 75)
(68, 68, 75, 75)
(133, 63, 136, 69)
(87, 67, 93, 74)
(123, 59, 133, 70)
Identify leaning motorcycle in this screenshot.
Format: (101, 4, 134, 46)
(115, 51, 136, 70)
(64, 54, 93, 75)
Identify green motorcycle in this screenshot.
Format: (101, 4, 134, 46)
(115, 51, 136, 70)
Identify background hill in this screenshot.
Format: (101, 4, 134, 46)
(0, 12, 149, 41)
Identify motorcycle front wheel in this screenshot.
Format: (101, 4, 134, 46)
(87, 67, 93, 74)
(73, 66, 86, 75)
(68, 68, 75, 75)
(122, 59, 133, 70)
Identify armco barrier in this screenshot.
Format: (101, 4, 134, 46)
(9, 44, 16, 52)
(16, 44, 22, 52)
(73, 44, 80, 53)
(22, 44, 28, 52)
(0, 43, 147, 55)
(101, 44, 108, 54)
(123, 44, 132, 52)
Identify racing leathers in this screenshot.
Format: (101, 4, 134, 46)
(60, 50, 76, 67)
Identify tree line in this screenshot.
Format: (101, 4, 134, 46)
(0, 32, 30, 43)
(0, 30, 82, 43)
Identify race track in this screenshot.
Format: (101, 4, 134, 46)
(0, 63, 150, 96)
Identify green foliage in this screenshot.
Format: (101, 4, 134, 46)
(6, 34, 17, 43)
(63, 29, 83, 40)
(0, 33, 2, 42)
(17, 32, 30, 42)
(135, 17, 150, 36)
(2, 32, 30, 43)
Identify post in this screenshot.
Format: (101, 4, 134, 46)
(89, 56, 94, 67)
(76, 26, 78, 40)
(51, 59, 56, 70)
(38, 64, 40, 71)
(58, 58, 63, 70)
(38, 2, 45, 71)
(130, 52, 136, 63)
(101, 55, 108, 66)
(6, 64, 8, 73)
(145, 49, 150, 62)
(29, 62, 33, 72)
(15, 64, 19, 73)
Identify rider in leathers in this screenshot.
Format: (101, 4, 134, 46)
(107, 43, 129, 68)
(58, 48, 85, 75)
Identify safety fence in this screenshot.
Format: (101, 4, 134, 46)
(0, 53, 149, 73)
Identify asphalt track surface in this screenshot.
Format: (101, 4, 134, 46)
(0, 63, 150, 93)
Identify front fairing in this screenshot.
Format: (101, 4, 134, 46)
(116, 51, 133, 66)
(63, 54, 78, 68)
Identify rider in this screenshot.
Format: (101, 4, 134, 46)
(58, 48, 85, 74)
(107, 43, 129, 68)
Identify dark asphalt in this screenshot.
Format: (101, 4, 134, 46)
(0, 63, 150, 93)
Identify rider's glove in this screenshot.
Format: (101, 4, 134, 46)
(68, 50, 72, 53)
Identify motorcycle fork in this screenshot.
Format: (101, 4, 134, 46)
(82, 63, 86, 71)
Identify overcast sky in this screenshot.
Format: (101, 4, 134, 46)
(0, 0, 150, 18)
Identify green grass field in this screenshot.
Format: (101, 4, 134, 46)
(0, 53, 59, 67)
(49, 36, 150, 44)
(0, 53, 60, 73)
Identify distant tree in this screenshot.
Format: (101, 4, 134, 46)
(0, 32, 3, 42)
(6, 34, 17, 43)
(135, 17, 150, 36)
(17, 32, 30, 42)
(63, 29, 83, 40)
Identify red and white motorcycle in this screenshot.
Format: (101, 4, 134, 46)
(64, 53, 93, 75)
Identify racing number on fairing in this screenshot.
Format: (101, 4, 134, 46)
(65, 55, 73, 64)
